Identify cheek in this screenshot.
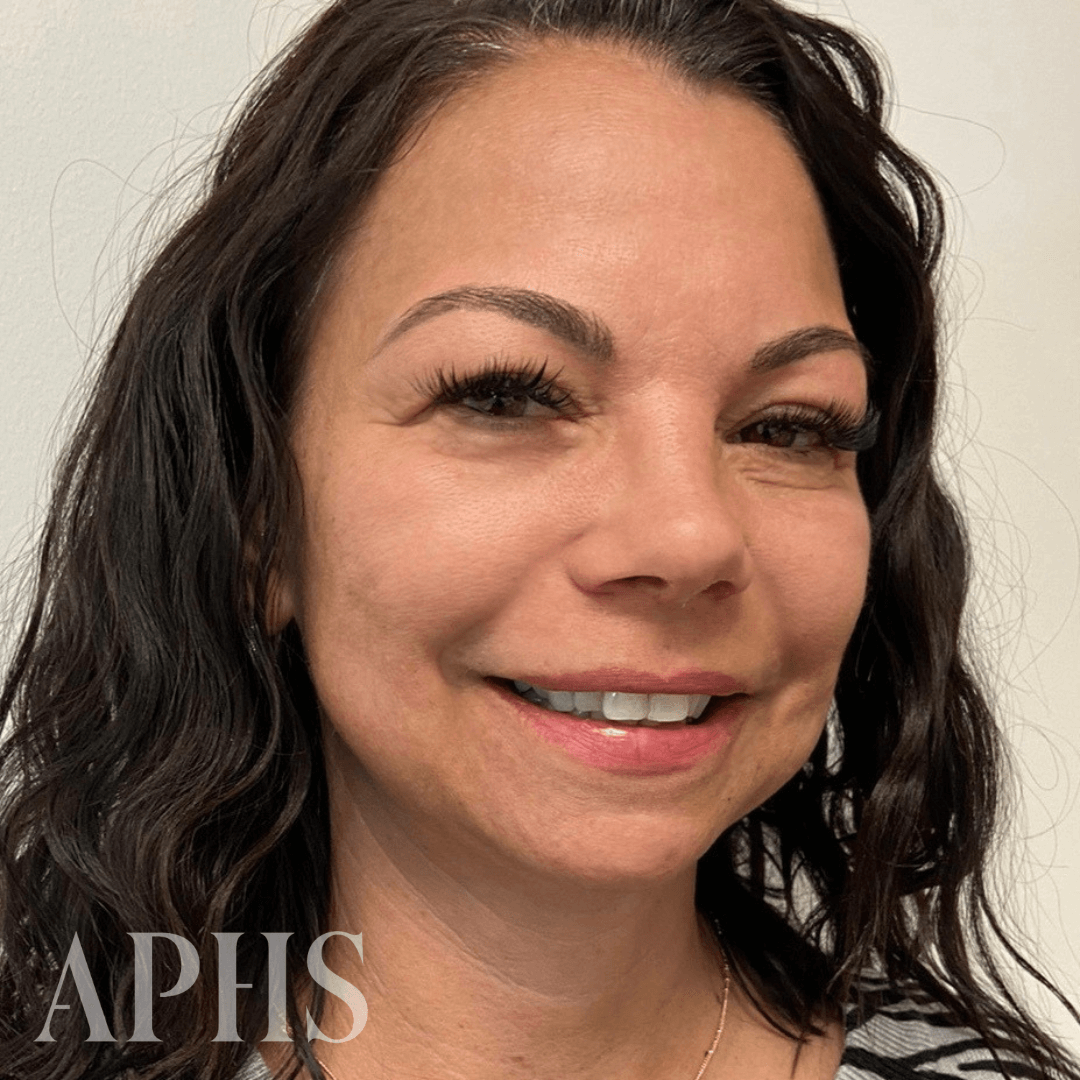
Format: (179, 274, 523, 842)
(758, 492, 871, 676)
(290, 438, 563, 667)
(723, 496, 868, 816)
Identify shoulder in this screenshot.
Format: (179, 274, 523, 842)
(835, 977, 1027, 1080)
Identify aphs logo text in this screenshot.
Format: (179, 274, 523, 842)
(35, 931, 367, 1044)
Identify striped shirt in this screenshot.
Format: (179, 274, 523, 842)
(837, 985, 1021, 1078)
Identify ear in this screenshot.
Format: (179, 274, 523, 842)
(245, 508, 298, 636)
(264, 563, 298, 635)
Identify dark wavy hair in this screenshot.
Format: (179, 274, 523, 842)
(1, 0, 1076, 1077)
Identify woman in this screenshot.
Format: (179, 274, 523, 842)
(0, 1, 1076, 1078)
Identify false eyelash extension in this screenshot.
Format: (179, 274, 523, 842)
(742, 401, 880, 452)
(411, 356, 575, 416)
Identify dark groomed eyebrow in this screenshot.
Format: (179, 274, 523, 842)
(375, 285, 615, 362)
(375, 284, 870, 373)
(749, 325, 873, 374)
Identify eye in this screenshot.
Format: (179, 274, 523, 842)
(731, 403, 879, 454)
(739, 417, 828, 450)
(413, 358, 576, 422)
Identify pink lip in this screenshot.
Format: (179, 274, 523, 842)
(491, 680, 747, 777)
(510, 668, 745, 696)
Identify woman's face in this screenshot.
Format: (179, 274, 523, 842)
(277, 42, 871, 886)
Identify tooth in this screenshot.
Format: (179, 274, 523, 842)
(646, 693, 690, 722)
(689, 695, 711, 719)
(574, 691, 603, 712)
(548, 691, 576, 712)
(602, 692, 648, 721)
(514, 682, 711, 724)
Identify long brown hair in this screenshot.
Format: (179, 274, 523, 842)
(1, 1, 1077, 1077)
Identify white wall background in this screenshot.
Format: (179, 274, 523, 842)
(1, 0, 1076, 1054)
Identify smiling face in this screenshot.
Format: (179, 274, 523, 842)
(275, 41, 872, 887)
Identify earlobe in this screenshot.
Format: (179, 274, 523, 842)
(264, 565, 297, 635)
(245, 526, 298, 636)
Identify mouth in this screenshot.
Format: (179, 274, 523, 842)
(495, 678, 741, 727)
(490, 674, 749, 775)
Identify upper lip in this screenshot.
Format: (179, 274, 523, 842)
(506, 668, 745, 697)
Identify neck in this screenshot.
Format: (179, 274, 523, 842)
(288, 766, 729, 1080)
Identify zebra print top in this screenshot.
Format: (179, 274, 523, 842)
(236, 980, 1023, 1079)
(836, 979, 1022, 1078)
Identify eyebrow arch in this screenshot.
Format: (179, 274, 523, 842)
(375, 284, 871, 373)
(749, 325, 873, 374)
(375, 285, 615, 362)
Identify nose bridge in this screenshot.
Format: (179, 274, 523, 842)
(568, 402, 752, 602)
(629, 412, 720, 508)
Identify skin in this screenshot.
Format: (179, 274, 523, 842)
(270, 39, 869, 1080)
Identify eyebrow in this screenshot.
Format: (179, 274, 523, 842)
(375, 284, 870, 372)
(376, 285, 614, 362)
(748, 324, 873, 374)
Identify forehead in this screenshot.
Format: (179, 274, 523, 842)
(309, 38, 846, 376)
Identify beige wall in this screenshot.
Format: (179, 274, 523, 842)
(1, 0, 1076, 1047)
(789, 1, 1080, 1041)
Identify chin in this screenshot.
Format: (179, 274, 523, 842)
(503, 808, 724, 891)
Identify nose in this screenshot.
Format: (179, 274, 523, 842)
(565, 418, 752, 608)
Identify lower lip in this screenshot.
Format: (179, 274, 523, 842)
(493, 682, 745, 776)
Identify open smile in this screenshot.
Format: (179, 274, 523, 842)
(489, 677, 749, 775)
(508, 680, 718, 726)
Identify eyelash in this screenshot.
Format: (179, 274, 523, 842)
(733, 402, 880, 454)
(412, 357, 575, 420)
(414, 358, 879, 453)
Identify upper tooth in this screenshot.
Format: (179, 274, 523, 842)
(688, 694, 710, 719)
(574, 691, 603, 712)
(603, 691, 649, 721)
(512, 682, 713, 723)
(646, 694, 691, 722)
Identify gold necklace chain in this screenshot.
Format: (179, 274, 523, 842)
(691, 947, 732, 1080)
(305, 950, 731, 1080)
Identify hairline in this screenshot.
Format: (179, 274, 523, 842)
(284, 29, 809, 422)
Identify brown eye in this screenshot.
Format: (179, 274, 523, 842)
(731, 404, 877, 455)
(739, 419, 825, 450)
(461, 389, 548, 418)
